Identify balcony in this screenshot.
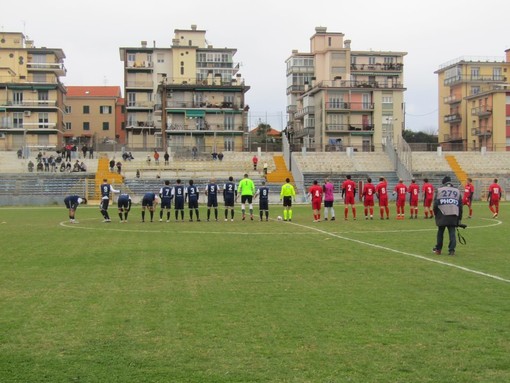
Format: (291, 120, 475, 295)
(126, 61, 153, 70)
(443, 95, 461, 104)
(326, 102, 374, 111)
(471, 105, 492, 117)
(471, 127, 492, 137)
(294, 106, 315, 119)
(326, 123, 374, 133)
(444, 74, 506, 86)
(444, 113, 462, 123)
(126, 101, 154, 109)
(443, 133, 463, 142)
(4, 100, 58, 108)
(350, 63, 403, 72)
(27, 62, 67, 76)
(316, 80, 403, 89)
(125, 80, 154, 89)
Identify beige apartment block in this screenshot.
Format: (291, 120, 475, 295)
(64, 86, 124, 149)
(0, 32, 66, 153)
(286, 27, 406, 152)
(435, 50, 510, 152)
(119, 25, 250, 155)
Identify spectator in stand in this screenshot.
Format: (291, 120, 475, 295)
(17, 148, 22, 159)
(164, 151, 169, 165)
(81, 145, 88, 159)
(154, 150, 160, 165)
(109, 158, 115, 172)
(252, 155, 258, 171)
(27, 160, 34, 172)
(88, 145, 94, 159)
(218, 152, 224, 161)
(462, 177, 475, 219)
(116, 161, 122, 174)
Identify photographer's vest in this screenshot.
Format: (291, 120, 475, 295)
(436, 185, 460, 216)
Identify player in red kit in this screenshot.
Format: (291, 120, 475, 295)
(341, 175, 357, 220)
(362, 177, 376, 219)
(393, 179, 408, 220)
(462, 177, 474, 218)
(408, 179, 420, 219)
(375, 177, 390, 219)
(422, 178, 435, 219)
(308, 180, 323, 222)
(487, 178, 502, 218)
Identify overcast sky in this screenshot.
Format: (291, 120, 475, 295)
(2, 0, 509, 132)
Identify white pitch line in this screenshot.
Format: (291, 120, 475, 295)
(289, 220, 510, 284)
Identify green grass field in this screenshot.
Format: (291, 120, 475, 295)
(0, 202, 509, 382)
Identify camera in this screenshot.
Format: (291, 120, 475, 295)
(458, 223, 467, 229)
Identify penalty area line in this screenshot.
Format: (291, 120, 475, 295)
(290, 221, 510, 284)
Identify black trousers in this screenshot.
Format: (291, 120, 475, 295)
(436, 225, 456, 252)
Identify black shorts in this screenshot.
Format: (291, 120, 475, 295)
(188, 198, 199, 209)
(283, 196, 292, 207)
(259, 200, 269, 210)
(241, 195, 253, 204)
(142, 197, 154, 207)
(224, 196, 235, 207)
(161, 198, 172, 209)
(64, 197, 78, 210)
(118, 198, 130, 209)
(100, 198, 110, 210)
(324, 200, 334, 208)
(207, 197, 218, 208)
(174, 198, 185, 210)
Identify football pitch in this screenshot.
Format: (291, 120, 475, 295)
(0, 202, 509, 382)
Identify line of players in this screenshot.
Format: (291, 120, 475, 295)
(308, 175, 502, 221)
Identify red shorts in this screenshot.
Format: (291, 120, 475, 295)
(409, 197, 419, 207)
(424, 197, 433, 208)
(462, 197, 471, 207)
(312, 199, 322, 210)
(344, 195, 355, 205)
(396, 196, 406, 207)
(364, 198, 374, 207)
(378, 197, 388, 207)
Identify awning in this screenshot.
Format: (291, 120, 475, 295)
(186, 110, 205, 118)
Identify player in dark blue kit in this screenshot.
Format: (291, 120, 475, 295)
(223, 176, 237, 221)
(64, 195, 87, 223)
(159, 180, 173, 222)
(172, 179, 185, 221)
(117, 193, 132, 223)
(99, 178, 119, 223)
(186, 179, 200, 222)
(255, 181, 270, 221)
(141, 192, 159, 222)
(205, 178, 219, 221)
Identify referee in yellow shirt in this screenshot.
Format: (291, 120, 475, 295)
(280, 178, 296, 221)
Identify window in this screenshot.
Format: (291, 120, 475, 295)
(369, 57, 376, 65)
(157, 53, 164, 63)
(65, 122, 72, 130)
(382, 95, 393, 104)
(127, 93, 136, 107)
(224, 137, 235, 151)
(38, 112, 49, 129)
(83, 122, 90, 131)
(38, 90, 48, 105)
(102, 122, 109, 131)
(13, 112, 23, 128)
(127, 53, 136, 62)
(471, 67, 480, 80)
(65, 105, 72, 114)
(13, 91, 23, 105)
(100, 106, 112, 114)
(471, 86, 480, 95)
(224, 115, 234, 130)
(83, 105, 90, 114)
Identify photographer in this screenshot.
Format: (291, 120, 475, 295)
(432, 176, 463, 256)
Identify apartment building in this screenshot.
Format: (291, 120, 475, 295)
(0, 32, 66, 152)
(119, 25, 250, 154)
(64, 86, 124, 148)
(286, 27, 406, 152)
(436, 50, 510, 152)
